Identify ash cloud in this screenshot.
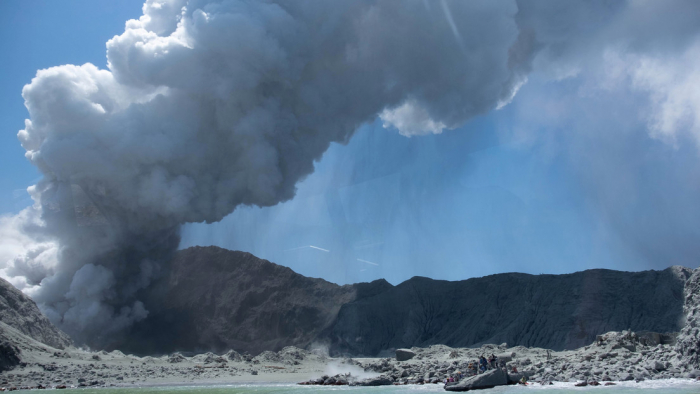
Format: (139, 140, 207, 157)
(2, 0, 526, 347)
(3, 0, 700, 348)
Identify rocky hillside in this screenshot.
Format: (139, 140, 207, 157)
(327, 266, 691, 356)
(676, 267, 700, 368)
(108, 247, 691, 356)
(119, 246, 391, 355)
(0, 277, 71, 350)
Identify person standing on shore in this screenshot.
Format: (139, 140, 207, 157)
(479, 356, 488, 373)
(489, 354, 497, 369)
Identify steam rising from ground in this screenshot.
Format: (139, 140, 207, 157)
(323, 361, 379, 382)
(1, 0, 700, 348)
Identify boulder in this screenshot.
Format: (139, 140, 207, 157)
(444, 368, 508, 391)
(0, 341, 20, 372)
(396, 349, 416, 361)
(507, 372, 524, 384)
(359, 375, 393, 386)
(496, 353, 514, 363)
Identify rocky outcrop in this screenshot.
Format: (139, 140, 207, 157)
(327, 266, 691, 356)
(396, 348, 416, 361)
(444, 368, 508, 391)
(0, 340, 21, 372)
(676, 267, 700, 368)
(0, 277, 71, 349)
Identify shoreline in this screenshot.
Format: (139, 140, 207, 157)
(2, 378, 700, 391)
(2, 328, 700, 391)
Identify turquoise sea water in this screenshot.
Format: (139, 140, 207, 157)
(68, 380, 700, 394)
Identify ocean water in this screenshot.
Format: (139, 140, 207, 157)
(70, 379, 700, 394)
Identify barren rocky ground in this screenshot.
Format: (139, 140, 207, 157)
(1, 324, 699, 390)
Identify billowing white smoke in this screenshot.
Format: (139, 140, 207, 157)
(2, 0, 529, 346)
(0, 204, 58, 291)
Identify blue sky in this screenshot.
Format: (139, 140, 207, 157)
(3, 0, 700, 290)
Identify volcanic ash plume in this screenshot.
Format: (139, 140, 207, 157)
(2, 0, 532, 347)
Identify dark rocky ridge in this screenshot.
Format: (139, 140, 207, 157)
(115, 246, 691, 357)
(328, 266, 691, 356)
(0, 277, 71, 350)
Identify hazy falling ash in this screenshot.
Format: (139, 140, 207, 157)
(3, 0, 528, 346)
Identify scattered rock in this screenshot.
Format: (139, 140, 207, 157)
(168, 353, 186, 363)
(676, 267, 700, 369)
(253, 351, 280, 363)
(359, 375, 393, 386)
(224, 350, 243, 362)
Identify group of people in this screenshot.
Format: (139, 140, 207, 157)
(478, 354, 499, 372)
(462, 354, 499, 377)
